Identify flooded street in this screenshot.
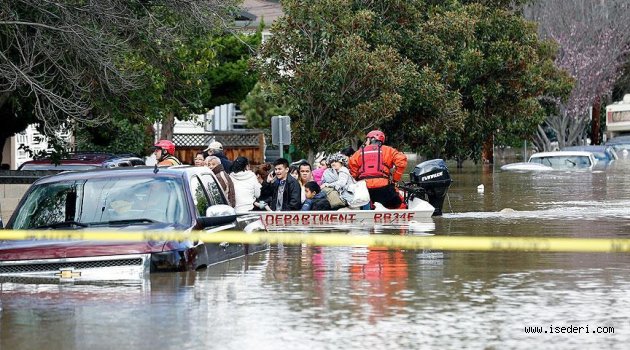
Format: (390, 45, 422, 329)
(2, 160, 630, 349)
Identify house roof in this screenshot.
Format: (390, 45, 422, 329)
(238, 0, 283, 28)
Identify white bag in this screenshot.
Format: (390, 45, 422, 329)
(346, 180, 370, 208)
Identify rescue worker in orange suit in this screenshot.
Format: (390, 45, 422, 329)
(153, 140, 182, 166)
(349, 130, 408, 209)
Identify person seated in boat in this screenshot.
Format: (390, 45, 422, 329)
(259, 158, 301, 211)
(289, 164, 299, 180)
(321, 153, 354, 206)
(312, 155, 327, 185)
(349, 130, 408, 209)
(253, 162, 274, 211)
(229, 156, 261, 213)
(295, 160, 313, 202)
(301, 181, 331, 211)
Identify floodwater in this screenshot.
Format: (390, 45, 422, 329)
(2, 159, 630, 349)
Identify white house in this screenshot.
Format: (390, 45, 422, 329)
(1, 125, 70, 170)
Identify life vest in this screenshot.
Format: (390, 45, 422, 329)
(358, 144, 390, 179)
(158, 155, 182, 166)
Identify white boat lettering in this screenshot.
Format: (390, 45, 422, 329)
(421, 172, 443, 181)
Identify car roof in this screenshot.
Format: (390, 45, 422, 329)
(20, 152, 143, 166)
(606, 135, 630, 144)
(24, 152, 114, 164)
(18, 152, 145, 171)
(529, 151, 594, 158)
(500, 162, 554, 171)
(562, 145, 610, 151)
(30, 165, 206, 185)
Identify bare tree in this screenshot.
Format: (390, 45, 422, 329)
(525, 0, 630, 150)
(0, 0, 237, 163)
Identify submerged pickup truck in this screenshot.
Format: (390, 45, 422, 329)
(0, 165, 266, 281)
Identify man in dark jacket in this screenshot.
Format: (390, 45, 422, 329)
(204, 141, 233, 173)
(301, 181, 331, 211)
(266, 158, 301, 211)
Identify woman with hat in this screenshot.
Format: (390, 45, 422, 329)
(321, 153, 354, 205)
(204, 140, 233, 173)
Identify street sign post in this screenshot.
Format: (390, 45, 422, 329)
(271, 116, 291, 158)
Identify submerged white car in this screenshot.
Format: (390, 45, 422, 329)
(501, 151, 596, 171)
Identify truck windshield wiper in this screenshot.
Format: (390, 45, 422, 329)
(35, 220, 90, 229)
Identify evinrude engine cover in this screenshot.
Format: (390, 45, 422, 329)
(409, 159, 452, 215)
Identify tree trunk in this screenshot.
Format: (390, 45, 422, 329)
(0, 96, 31, 166)
(0, 136, 6, 165)
(534, 124, 552, 151)
(481, 134, 493, 164)
(591, 97, 601, 145)
(159, 112, 175, 140)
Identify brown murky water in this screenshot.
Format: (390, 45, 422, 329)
(2, 159, 630, 349)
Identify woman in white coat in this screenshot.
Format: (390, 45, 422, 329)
(229, 157, 261, 213)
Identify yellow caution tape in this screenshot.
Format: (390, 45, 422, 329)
(1, 230, 630, 253)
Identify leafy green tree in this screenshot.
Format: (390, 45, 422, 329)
(129, 28, 262, 141)
(240, 82, 291, 129)
(204, 31, 262, 108)
(358, 1, 571, 162)
(75, 29, 263, 155)
(444, 4, 571, 162)
(256, 0, 422, 160)
(75, 117, 154, 156)
(352, 1, 466, 156)
(257, 0, 569, 164)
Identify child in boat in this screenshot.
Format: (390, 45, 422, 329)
(301, 181, 331, 211)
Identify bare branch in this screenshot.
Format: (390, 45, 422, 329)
(526, 0, 630, 148)
(0, 0, 239, 139)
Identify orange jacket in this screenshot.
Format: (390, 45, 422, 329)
(158, 155, 182, 166)
(349, 144, 407, 188)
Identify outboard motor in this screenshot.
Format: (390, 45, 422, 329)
(404, 159, 452, 216)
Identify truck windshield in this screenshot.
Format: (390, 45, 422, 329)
(11, 176, 190, 229)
